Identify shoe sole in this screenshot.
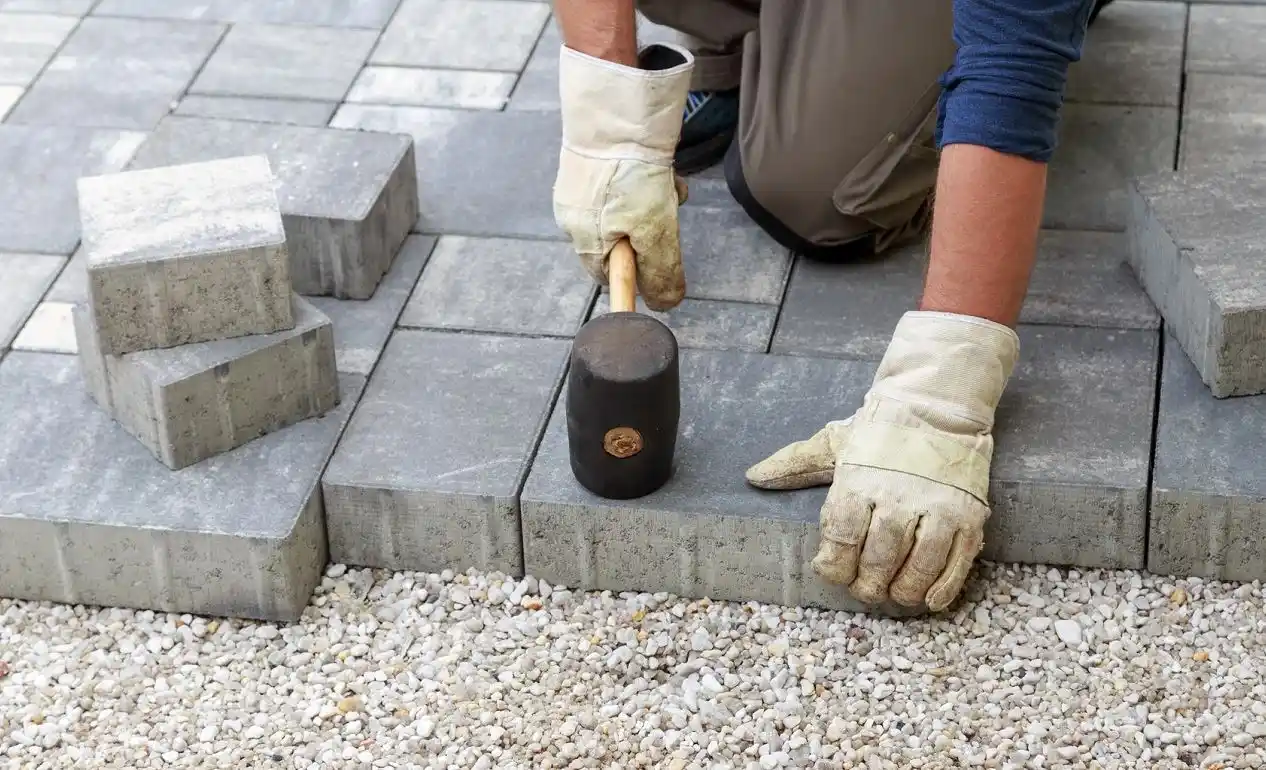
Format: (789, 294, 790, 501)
(675, 128, 735, 175)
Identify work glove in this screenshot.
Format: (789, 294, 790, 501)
(554, 42, 694, 311)
(746, 311, 1019, 611)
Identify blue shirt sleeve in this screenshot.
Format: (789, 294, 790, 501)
(935, 0, 1096, 163)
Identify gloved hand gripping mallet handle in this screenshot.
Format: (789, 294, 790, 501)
(609, 238, 637, 313)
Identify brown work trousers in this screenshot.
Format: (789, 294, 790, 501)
(638, 0, 956, 257)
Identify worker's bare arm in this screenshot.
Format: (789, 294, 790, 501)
(553, 0, 639, 66)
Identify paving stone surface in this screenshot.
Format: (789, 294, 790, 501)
(588, 296, 776, 353)
(1, 0, 95, 12)
(397, 235, 594, 338)
(371, 0, 549, 72)
(1064, 0, 1186, 106)
(0, 352, 364, 621)
(322, 329, 570, 577)
(1044, 104, 1178, 231)
(0, 253, 63, 351)
(773, 230, 1159, 361)
(129, 116, 418, 299)
(0, 84, 20, 117)
(173, 95, 337, 127)
(189, 23, 378, 102)
(1128, 162, 1266, 397)
(0, 124, 147, 254)
(309, 234, 434, 376)
(1186, 4, 1266, 76)
(75, 294, 340, 470)
(1179, 73, 1266, 169)
(331, 105, 562, 240)
(506, 19, 558, 112)
(92, 0, 403, 27)
(347, 67, 516, 110)
(6, 17, 224, 129)
(0, 11, 78, 87)
(11, 300, 75, 353)
(1150, 332, 1266, 582)
(79, 155, 294, 355)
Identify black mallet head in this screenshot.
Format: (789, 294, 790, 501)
(566, 239, 680, 500)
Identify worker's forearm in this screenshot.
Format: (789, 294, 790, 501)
(919, 145, 1044, 327)
(553, 0, 638, 66)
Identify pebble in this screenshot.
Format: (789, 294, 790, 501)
(3, 564, 1266, 769)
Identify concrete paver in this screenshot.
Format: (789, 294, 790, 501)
(1065, 0, 1185, 106)
(0, 12, 78, 88)
(0, 253, 63, 351)
(0, 353, 363, 621)
(1186, 3, 1266, 76)
(91, 0, 403, 28)
(588, 295, 776, 353)
(346, 67, 517, 110)
(371, 0, 549, 72)
(172, 96, 337, 128)
(1, 0, 94, 12)
(0, 84, 20, 118)
(129, 116, 418, 299)
(1180, 73, 1266, 169)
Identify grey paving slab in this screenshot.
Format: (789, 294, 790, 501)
(1179, 73, 1266, 170)
(129, 116, 419, 299)
(0, 253, 63, 351)
(331, 105, 563, 240)
(189, 23, 378, 102)
(46, 246, 85, 302)
(1064, 0, 1185, 106)
(78, 155, 293, 355)
(74, 294, 340, 470)
(506, 19, 558, 112)
(397, 235, 594, 337)
(173, 95, 336, 127)
(371, 0, 550, 72)
(984, 325, 1156, 570)
(0, 12, 78, 87)
(1044, 104, 1178, 231)
(0, 352, 364, 622)
(521, 330, 1153, 608)
(1150, 331, 1266, 582)
(589, 295, 775, 353)
(1127, 162, 1266, 397)
(322, 329, 570, 576)
(1, 0, 94, 13)
(1187, 4, 1266, 76)
(0, 124, 147, 255)
(92, 0, 402, 27)
(0, 84, 20, 118)
(347, 67, 516, 110)
(308, 234, 434, 376)
(772, 230, 1159, 361)
(11, 300, 75, 353)
(5, 17, 224, 129)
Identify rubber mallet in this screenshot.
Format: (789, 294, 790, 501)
(566, 238, 680, 499)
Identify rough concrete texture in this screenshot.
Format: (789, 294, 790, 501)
(1186, 3, 1266, 76)
(520, 348, 924, 616)
(397, 235, 594, 337)
(1127, 162, 1266, 397)
(773, 231, 1159, 361)
(321, 329, 570, 577)
(0, 125, 148, 255)
(1180, 73, 1266, 170)
(128, 116, 419, 299)
(0, 352, 365, 622)
(984, 326, 1157, 570)
(309, 234, 435, 376)
(74, 294, 340, 470)
(1150, 331, 1266, 582)
(78, 154, 294, 355)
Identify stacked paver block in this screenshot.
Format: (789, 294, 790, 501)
(128, 115, 419, 300)
(72, 154, 340, 470)
(1127, 161, 1266, 397)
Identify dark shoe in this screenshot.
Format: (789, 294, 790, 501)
(675, 88, 739, 174)
(1088, 0, 1115, 25)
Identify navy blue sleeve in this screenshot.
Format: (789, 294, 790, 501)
(935, 0, 1095, 163)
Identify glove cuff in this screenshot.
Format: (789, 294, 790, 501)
(869, 310, 1020, 431)
(558, 43, 694, 164)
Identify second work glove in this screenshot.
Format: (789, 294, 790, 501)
(746, 311, 1020, 612)
(554, 42, 694, 311)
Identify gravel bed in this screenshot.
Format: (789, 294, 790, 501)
(4, 562, 1266, 769)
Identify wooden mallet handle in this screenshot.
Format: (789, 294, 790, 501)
(609, 238, 637, 313)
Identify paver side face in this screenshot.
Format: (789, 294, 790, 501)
(1150, 333, 1266, 582)
(1129, 164, 1266, 397)
(74, 295, 340, 470)
(321, 329, 571, 576)
(128, 116, 419, 298)
(79, 155, 293, 355)
(0, 353, 365, 620)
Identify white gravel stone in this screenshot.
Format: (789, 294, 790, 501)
(4, 563, 1266, 768)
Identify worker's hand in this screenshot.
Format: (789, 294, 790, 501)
(554, 42, 694, 311)
(745, 311, 1020, 611)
